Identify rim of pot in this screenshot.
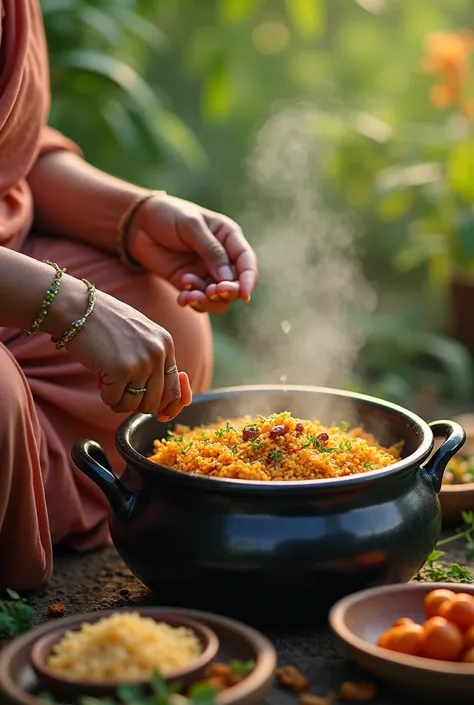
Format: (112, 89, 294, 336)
(115, 385, 435, 492)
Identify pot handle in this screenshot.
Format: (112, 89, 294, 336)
(71, 440, 136, 522)
(422, 420, 466, 493)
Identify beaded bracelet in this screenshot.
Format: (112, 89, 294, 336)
(117, 190, 167, 273)
(22, 260, 66, 339)
(51, 279, 96, 351)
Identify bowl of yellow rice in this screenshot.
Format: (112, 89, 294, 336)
(72, 385, 465, 616)
(30, 610, 219, 697)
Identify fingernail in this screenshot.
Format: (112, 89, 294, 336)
(210, 295, 220, 301)
(219, 291, 230, 300)
(183, 284, 193, 291)
(217, 266, 234, 280)
(157, 414, 170, 422)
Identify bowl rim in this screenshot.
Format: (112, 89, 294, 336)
(115, 384, 436, 490)
(29, 611, 219, 690)
(329, 581, 474, 675)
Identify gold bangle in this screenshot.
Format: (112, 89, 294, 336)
(51, 279, 96, 350)
(117, 190, 167, 273)
(22, 260, 66, 338)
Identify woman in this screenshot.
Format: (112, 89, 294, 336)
(0, 0, 257, 591)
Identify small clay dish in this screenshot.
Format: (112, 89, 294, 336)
(439, 414, 474, 526)
(330, 582, 474, 704)
(29, 610, 219, 699)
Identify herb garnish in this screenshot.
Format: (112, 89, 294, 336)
(181, 442, 193, 455)
(249, 437, 263, 451)
(225, 422, 236, 433)
(340, 421, 350, 432)
(229, 660, 256, 676)
(340, 441, 353, 451)
(214, 429, 225, 438)
(0, 589, 34, 637)
(310, 436, 337, 453)
(243, 423, 259, 433)
(363, 461, 372, 469)
(230, 445, 238, 455)
(269, 450, 284, 468)
(168, 432, 184, 444)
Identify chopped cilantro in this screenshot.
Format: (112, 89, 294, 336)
(340, 421, 350, 432)
(181, 441, 193, 454)
(363, 461, 372, 469)
(269, 450, 284, 468)
(310, 436, 337, 453)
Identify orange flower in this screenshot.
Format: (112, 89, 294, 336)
(421, 29, 474, 116)
(421, 31, 473, 75)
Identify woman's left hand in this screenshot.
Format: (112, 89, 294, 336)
(127, 194, 258, 313)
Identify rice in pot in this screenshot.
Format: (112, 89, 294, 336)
(149, 411, 403, 481)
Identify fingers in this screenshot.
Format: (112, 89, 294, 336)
(185, 216, 234, 282)
(101, 374, 151, 414)
(177, 289, 230, 314)
(157, 371, 192, 422)
(206, 216, 258, 302)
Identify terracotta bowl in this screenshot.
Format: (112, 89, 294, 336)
(439, 414, 474, 526)
(330, 582, 474, 704)
(29, 610, 219, 699)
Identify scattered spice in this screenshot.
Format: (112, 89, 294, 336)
(275, 664, 309, 693)
(47, 603, 65, 618)
(339, 681, 378, 702)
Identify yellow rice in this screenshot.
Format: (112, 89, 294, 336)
(149, 411, 403, 481)
(46, 612, 202, 682)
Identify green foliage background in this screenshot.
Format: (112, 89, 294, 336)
(42, 0, 474, 408)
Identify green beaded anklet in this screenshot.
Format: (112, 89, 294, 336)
(22, 260, 66, 339)
(51, 278, 96, 351)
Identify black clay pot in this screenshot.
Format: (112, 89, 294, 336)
(72, 386, 465, 624)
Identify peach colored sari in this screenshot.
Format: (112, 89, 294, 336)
(0, 0, 212, 591)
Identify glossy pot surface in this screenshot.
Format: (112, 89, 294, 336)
(72, 386, 465, 622)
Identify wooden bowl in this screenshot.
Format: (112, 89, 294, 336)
(330, 582, 474, 704)
(29, 610, 219, 699)
(439, 414, 474, 526)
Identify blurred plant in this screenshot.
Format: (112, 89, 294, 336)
(383, 29, 474, 288)
(42, 0, 205, 183)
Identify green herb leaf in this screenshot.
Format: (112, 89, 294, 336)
(230, 445, 238, 455)
(215, 429, 225, 438)
(0, 590, 34, 636)
(363, 461, 372, 469)
(116, 684, 144, 703)
(311, 436, 337, 453)
(249, 437, 263, 450)
(340, 421, 350, 432)
(188, 683, 218, 704)
(225, 422, 236, 433)
(229, 659, 256, 676)
(181, 441, 193, 454)
(269, 450, 284, 468)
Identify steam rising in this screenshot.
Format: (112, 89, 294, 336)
(239, 103, 377, 391)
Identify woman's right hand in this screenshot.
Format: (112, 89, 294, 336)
(62, 287, 192, 420)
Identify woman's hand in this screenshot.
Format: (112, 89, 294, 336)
(127, 195, 258, 314)
(65, 287, 192, 420)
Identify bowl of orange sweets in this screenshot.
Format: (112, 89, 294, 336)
(330, 582, 474, 704)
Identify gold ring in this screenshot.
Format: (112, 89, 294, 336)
(165, 364, 178, 375)
(126, 386, 147, 396)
